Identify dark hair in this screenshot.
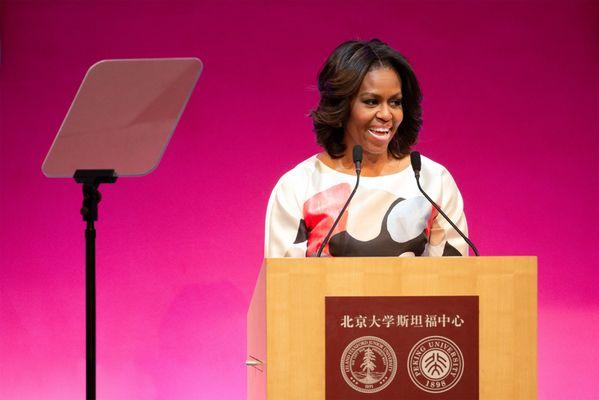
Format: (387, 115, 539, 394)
(310, 39, 422, 159)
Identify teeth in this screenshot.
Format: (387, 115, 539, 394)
(370, 128, 390, 134)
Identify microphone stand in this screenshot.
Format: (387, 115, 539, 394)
(414, 175, 479, 256)
(316, 170, 361, 257)
(316, 145, 362, 257)
(410, 152, 479, 256)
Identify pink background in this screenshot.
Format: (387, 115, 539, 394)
(1, 1, 597, 399)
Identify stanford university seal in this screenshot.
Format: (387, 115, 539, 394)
(340, 336, 397, 394)
(407, 335, 464, 393)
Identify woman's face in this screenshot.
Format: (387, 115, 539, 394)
(344, 67, 403, 157)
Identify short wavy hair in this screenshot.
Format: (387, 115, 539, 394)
(310, 39, 422, 159)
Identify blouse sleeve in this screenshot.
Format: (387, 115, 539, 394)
(264, 174, 308, 258)
(426, 168, 469, 256)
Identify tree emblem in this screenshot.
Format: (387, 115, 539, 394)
(360, 347, 377, 380)
(340, 336, 397, 394)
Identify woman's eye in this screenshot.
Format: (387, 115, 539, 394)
(363, 99, 378, 106)
(391, 99, 403, 107)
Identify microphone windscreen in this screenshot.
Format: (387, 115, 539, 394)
(410, 151, 422, 172)
(353, 145, 363, 163)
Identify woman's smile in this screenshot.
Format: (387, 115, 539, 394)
(368, 126, 393, 140)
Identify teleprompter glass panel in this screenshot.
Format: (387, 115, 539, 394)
(42, 58, 202, 177)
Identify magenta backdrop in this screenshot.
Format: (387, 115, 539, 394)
(1, 1, 597, 399)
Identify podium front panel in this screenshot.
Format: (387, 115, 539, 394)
(247, 256, 536, 400)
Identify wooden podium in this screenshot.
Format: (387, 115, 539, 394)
(247, 257, 537, 400)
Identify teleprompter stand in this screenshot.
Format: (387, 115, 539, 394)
(74, 170, 117, 400)
(42, 58, 203, 399)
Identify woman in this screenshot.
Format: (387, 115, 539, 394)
(265, 39, 468, 258)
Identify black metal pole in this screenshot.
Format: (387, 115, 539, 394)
(75, 170, 116, 400)
(85, 219, 96, 400)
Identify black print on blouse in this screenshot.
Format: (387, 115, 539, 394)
(442, 242, 462, 256)
(328, 198, 428, 257)
(294, 219, 308, 244)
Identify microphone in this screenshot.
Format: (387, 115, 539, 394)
(353, 145, 363, 174)
(410, 151, 421, 179)
(316, 145, 363, 257)
(410, 151, 479, 256)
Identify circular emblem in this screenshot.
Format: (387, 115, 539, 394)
(407, 336, 464, 393)
(340, 336, 397, 394)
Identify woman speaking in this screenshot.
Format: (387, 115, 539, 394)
(265, 39, 468, 258)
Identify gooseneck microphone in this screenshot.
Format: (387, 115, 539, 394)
(410, 151, 479, 256)
(352, 145, 362, 175)
(316, 145, 363, 257)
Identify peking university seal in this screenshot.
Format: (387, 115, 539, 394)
(340, 336, 398, 394)
(407, 335, 464, 393)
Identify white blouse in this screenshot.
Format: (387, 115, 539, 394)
(265, 154, 468, 258)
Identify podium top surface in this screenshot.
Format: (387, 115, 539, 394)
(260, 256, 538, 279)
(263, 256, 536, 267)
(42, 58, 203, 178)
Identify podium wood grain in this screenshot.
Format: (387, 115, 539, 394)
(247, 256, 537, 400)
